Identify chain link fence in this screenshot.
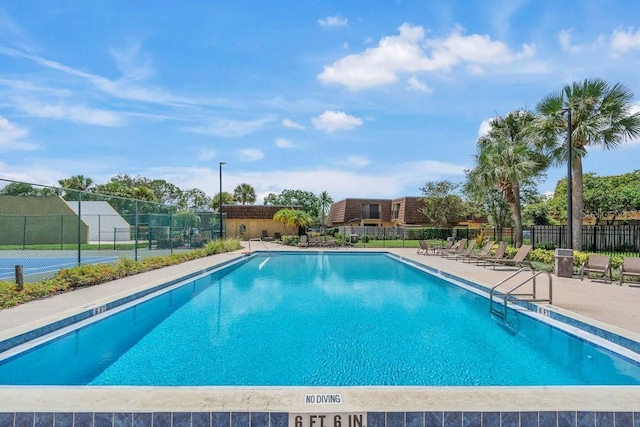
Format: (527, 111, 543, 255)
(0, 179, 225, 283)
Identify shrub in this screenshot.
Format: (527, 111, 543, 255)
(0, 238, 242, 309)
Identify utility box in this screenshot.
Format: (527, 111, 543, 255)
(555, 248, 574, 278)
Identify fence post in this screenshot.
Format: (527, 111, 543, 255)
(60, 214, 64, 250)
(22, 216, 27, 250)
(77, 193, 82, 266)
(15, 265, 23, 291)
(531, 226, 535, 249)
(134, 200, 139, 261)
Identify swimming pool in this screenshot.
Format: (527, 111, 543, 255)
(1, 252, 640, 386)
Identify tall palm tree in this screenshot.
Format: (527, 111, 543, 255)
(233, 183, 256, 205)
(58, 175, 93, 201)
(536, 78, 640, 250)
(466, 110, 547, 247)
(318, 190, 333, 230)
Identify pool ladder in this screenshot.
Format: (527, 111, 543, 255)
(489, 268, 553, 322)
(248, 238, 271, 256)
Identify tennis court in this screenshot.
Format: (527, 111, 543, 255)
(0, 256, 118, 281)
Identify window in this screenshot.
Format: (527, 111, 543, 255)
(362, 204, 380, 219)
(392, 203, 401, 219)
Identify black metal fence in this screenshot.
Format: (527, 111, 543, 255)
(531, 225, 640, 255)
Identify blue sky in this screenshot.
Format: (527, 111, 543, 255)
(1, 1, 640, 203)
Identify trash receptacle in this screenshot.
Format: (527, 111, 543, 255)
(349, 234, 359, 244)
(554, 248, 574, 278)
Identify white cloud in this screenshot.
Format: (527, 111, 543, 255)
(477, 118, 494, 139)
(109, 40, 154, 81)
(611, 27, 640, 55)
(282, 118, 305, 130)
(318, 16, 348, 28)
(187, 118, 272, 137)
(239, 149, 264, 161)
(557, 29, 605, 54)
(197, 149, 216, 161)
(312, 110, 363, 133)
(0, 116, 36, 151)
(334, 156, 370, 168)
(18, 101, 123, 127)
(318, 23, 534, 90)
(275, 138, 296, 148)
(407, 76, 431, 93)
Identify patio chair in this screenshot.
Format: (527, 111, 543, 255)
(427, 238, 454, 255)
(298, 235, 309, 248)
(478, 241, 507, 266)
(452, 239, 476, 261)
(579, 254, 612, 283)
(465, 240, 495, 264)
(489, 244, 533, 270)
(442, 238, 467, 259)
(619, 257, 640, 287)
(417, 240, 429, 255)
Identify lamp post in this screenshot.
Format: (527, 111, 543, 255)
(564, 108, 573, 249)
(219, 161, 226, 239)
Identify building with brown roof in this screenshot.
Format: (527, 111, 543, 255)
(221, 204, 303, 240)
(328, 197, 429, 227)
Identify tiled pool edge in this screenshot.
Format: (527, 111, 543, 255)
(0, 255, 250, 354)
(392, 253, 640, 357)
(0, 410, 639, 427)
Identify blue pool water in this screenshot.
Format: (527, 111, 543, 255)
(1, 252, 640, 386)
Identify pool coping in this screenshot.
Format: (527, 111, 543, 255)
(1, 249, 640, 415)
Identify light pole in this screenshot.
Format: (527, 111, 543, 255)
(564, 108, 573, 249)
(219, 161, 226, 239)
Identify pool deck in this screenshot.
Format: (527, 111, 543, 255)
(1, 243, 640, 413)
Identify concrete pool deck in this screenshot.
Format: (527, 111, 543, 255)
(1, 243, 640, 415)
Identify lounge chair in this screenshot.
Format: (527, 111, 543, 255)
(579, 254, 612, 283)
(298, 235, 309, 248)
(417, 240, 429, 255)
(452, 239, 476, 261)
(489, 244, 533, 270)
(427, 239, 454, 255)
(442, 238, 468, 259)
(619, 257, 640, 287)
(465, 240, 495, 264)
(478, 241, 507, 266)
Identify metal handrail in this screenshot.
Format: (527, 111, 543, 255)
(248, 237, 271, 256)
(490, 269, 553, 321)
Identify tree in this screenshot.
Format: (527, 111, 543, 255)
(465, 110, 548, 247)
(58, 175, 93, 191)
(263, 189, 320, 219)
(273, 208, 313, 235)
(211, 191, 234, 210)
(522, 195, 555, 226)
(147, 179, 183, 205)
(233, 183, 256, 205)
(536, 78, 640, 250)
(178, 188, 211, 210)
(132, 186, 157, 202)
(418, 181, 468, 227)
(0, 182, 42, 196)
(318, 190, 333, 229)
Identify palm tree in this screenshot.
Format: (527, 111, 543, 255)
(466, 110, 547, 247)
(273, 208, 313, 235)
(233, 183, 256, 205)
(536, 78, 640, 250)
(58, 175, 93, 201)
(318, 190, 333, 230)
